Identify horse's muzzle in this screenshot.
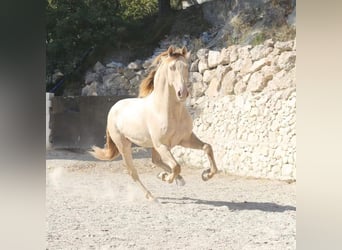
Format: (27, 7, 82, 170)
(177, 88, 189, 101)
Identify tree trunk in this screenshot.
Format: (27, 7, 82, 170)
(158, 0, 171, 16)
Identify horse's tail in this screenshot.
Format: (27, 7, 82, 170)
(89, 128, 120, 161)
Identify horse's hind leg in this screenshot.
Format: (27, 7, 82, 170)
(152, 148, 185, 186)
(112, 134, 154, 200)
(123, 147, 155, 200)
(180, 132, 218, 181)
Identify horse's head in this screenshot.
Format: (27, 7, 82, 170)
(165, 46, 191, 102)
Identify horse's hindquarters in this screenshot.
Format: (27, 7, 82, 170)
(108, 98, 153, 148)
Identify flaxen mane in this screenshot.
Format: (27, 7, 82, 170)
(138, 69, 157, 98)
(138, 46, 187, 98)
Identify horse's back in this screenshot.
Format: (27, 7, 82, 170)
(110, 97, 144, 114)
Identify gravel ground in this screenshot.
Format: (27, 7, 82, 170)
(46, 148, 296, 250)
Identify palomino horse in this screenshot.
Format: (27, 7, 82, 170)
(90, 46, 218, 200)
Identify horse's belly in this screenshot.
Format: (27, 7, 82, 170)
(117, 118, 153, 147)
(125, 135, 153, 148)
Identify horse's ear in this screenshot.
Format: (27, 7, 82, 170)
(181, 46, 191, 60)
(181, 46, 187, 55)
(167, 46, 175, 57)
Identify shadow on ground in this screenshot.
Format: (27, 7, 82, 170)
(158, 197, 296, 213)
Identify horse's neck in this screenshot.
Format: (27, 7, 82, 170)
(152, 72, 185, 119)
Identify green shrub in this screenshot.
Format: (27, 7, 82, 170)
(120, 0, 158, 21)
(46, 0, 124, 80)
(46, 0, 162, 91)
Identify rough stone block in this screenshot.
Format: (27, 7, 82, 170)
(208, 50, 221, 68)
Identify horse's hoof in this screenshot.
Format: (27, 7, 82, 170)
(157, 172, 168, 181)
(201, 169, 211, 181)
(176, 176, 186, 186)
(146, 192, 156, 201)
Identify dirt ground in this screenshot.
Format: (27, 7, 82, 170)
(46, 148, 296, 250)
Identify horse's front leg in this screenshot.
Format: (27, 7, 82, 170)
(180, 132, 218, 181)
(152, 148, 185, 186)
(153, 144, 181, 184)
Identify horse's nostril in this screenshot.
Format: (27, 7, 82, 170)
(177, 90, 182, 97)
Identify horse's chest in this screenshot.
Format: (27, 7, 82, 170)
(159, 119, 191, 146)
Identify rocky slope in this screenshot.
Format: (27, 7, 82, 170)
(82, 39, 295, 98)
(80, 0, 296, 97)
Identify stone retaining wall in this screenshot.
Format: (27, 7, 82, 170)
(82, 38, 296, 180)
(172, 88, 296, 181)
